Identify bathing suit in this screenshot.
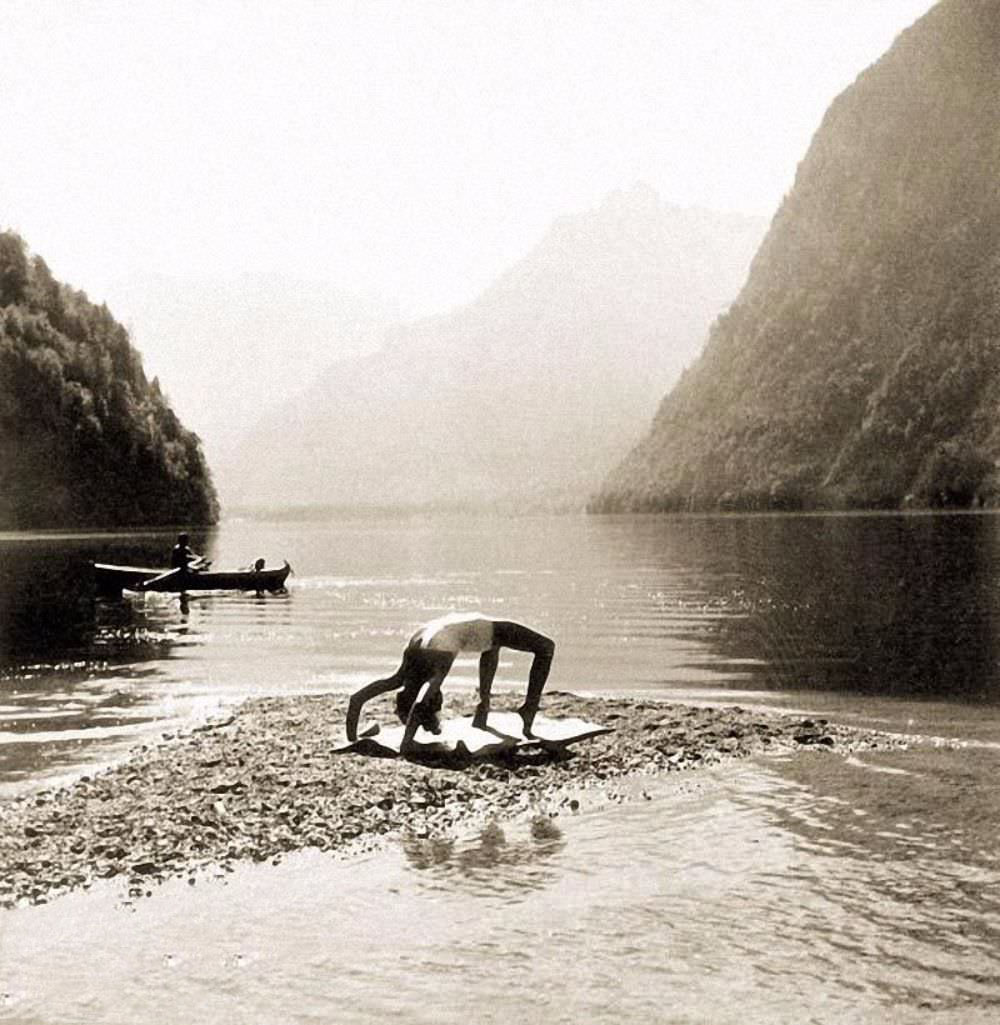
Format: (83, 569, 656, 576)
(412, 613, 496, 654)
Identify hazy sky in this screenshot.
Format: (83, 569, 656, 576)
(1, 0, 935, 318)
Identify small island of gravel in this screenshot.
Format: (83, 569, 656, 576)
(0, 692, 909, 909)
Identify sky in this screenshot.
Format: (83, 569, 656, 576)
(0, 0, 936, 319)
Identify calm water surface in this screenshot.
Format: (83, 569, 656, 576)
(1, 749, 998, 1024)
(3, 512, 1000, 789)
(2, 513, 999, 1023)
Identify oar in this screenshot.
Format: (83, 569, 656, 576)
(137, 566, 185, 591)
(139, 557, 211, 591)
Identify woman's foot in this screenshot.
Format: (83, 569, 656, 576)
(517, 706, 538, 738)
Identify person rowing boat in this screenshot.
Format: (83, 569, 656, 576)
(138, 532, 210, 591)
(345, 612, 555, 754)
(170, 532, 209, 572)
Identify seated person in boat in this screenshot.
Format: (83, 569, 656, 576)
(345, 613, 555, 751)
(170, 532, 207, 572)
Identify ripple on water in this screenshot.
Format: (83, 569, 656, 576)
(0, 750, 999, 1024)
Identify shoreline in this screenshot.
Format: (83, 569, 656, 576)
(0, 692, 911, 909)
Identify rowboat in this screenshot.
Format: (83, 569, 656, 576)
(93, 560, 291, 597)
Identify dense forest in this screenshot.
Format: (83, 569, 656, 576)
(220, 185, 764, 513)
(0, 232, 218, 528)
(593, 0, 1000, 513)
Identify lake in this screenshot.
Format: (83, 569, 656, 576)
(1, 512, 999, 1023)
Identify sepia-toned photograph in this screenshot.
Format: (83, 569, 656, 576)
(1, 1, 998, 1022)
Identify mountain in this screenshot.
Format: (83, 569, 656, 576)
(0, 232, 217, 528)
(594, 0, 1000, 513)
(103, 274, 398, 464)
(218, 185, 765, 512)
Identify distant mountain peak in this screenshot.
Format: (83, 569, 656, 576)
(594, 0, 1000, 514)
(219, 191, 766, 513)
(601, 180, 663, 212)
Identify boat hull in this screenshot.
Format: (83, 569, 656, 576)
(94, 561, 291, 596)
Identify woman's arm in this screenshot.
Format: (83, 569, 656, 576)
(346, 676, 400, 740)
(400, 675, 445, 754)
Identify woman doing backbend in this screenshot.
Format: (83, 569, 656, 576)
(345, 612, 555, 752)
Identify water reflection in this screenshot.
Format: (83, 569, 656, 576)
(0, 753, 998, 1024)
(766, 747, 1000, 869)
(0, 528, 215, 673)
(0, 531, 221, 789)
(401, 816, 566, 899)
(5, 514, 1000, 791)
(7, 514, 1000, 705)
(593, 513, 1000, 701)
(736, 750, 1000, 1011)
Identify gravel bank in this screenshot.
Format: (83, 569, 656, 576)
(0, 692, 908, 908)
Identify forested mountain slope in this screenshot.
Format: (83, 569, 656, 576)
(594, 0, 1000, 513)
(220, 185, 764, 512)
(0, 232, 218, 528)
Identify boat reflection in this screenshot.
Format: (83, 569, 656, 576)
(0, 528, 215, 675)
(0, 531, 218, 792)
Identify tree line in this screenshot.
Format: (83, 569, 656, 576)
(0, 231, 218, 528)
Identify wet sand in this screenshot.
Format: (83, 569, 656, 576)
(0, 692, 910, 908)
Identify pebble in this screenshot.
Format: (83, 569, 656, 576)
(0, 692, 907, 909)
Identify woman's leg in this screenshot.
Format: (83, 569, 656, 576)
(491, 621, 555, 731)
(472, 647, 500, 728)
